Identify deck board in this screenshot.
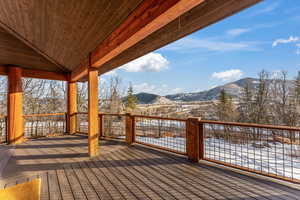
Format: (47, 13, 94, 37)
(1, 135, 300, 200)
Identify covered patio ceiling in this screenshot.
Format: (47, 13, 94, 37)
(0, 0, 261, 82)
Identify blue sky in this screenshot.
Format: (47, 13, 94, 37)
(103, 0, 300, 95)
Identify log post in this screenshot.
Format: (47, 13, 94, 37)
(186, 118, 200, 162)
(88, 67, 99, 157)
(67, 81, 77, 134)
(125, 113, 135, 145)
(7, 66, 24, 144)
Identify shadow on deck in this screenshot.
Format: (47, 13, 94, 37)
(1, 134, 300, 200)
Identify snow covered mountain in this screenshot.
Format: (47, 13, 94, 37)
(134, 78, 261, 104)
(166, 78, 259, 102)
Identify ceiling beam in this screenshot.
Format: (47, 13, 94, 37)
(0, 66, 68, 81)
(71, 0, 205, 82)
(98, 0, 262, 75)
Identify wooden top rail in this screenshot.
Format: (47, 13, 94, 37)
(76, 112, 88, 115)
(0, 115, 6, 119)
(134, 114, 187, 122)
(100, 113, 125, 117)
(200, 120, 300, 132)
(23, 113, 66, 118)
(73, 112, 300, 131)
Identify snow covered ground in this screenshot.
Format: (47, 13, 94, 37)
(135, 136, 300, 180)
(136, 136, 186, 153)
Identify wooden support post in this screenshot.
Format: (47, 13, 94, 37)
(88, 67, 99, 157)
(199, 121, 204, 160)
(99, 113, 103, 138)
(125, 113, 135, 145)
(67, 81, 77, 134)
(7, 67, 24, 144)
(186, 118, 200, 162)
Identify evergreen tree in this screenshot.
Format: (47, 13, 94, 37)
(253, 70, 270, 124)
(237, 82, 254, 123)
(126, 83, 137, 111)
(216, 89, 237, 121)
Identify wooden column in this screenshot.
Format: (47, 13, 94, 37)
(67, 81, 77, 134)
(88, 67, 99, 157)
(186, 118, 200, 162)
(125, 113, 135, 145)
(7, 67, 24, 144)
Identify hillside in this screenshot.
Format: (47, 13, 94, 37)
(165, 78, 259, 102)
(133, 77, 292, 104)
(135, 78, 292, 104)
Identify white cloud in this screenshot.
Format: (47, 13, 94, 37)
(249, 2, 279, 16)
(296, 49, 300, 55)
(211, 69, 243, 82)
(226, 28, 251, 37)
(103, 70, 117, 76)
(162, 37, 260, 52)
(121, 53, 169, 72)
(133, 83, 183, 95)
(271, 70, 282, 79)
(272, 36, 299, 47)
(172, 88, 183, 94)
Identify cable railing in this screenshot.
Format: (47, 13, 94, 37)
(201, 120, 300, 183)
(23, 113, 66, 138)
(134, 115, 186, 154)
(101, 113, 125, 140)
(0, 116, 7, 143)
(76, 112, 88, 134)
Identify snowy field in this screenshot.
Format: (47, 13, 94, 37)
(135, 136, 300, 180)
(136, 136, 186, 153)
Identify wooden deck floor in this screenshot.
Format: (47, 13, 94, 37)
(1, 135, 300, 200)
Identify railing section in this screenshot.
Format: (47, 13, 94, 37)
(0, 116, 7, 143)
(76, 112, 88, 134)
(201, 120, 300, 183)
(24, 113, 66, 138)
(102, 114, 125, 140)
(134, 115, 186, 154)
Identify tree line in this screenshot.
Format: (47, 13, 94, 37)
(0, 76, 134, 115)
(216, 70, 300, 127)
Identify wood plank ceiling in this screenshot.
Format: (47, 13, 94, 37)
(0, 0, 261, 79)
(0, 0, 143, 72)
(0, 26, 58, 72)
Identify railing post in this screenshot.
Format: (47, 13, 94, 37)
(99, 113, 103, 138)
(199, 121, 204, 160)
(64, 112, 68, 134)
(125, 113, 135, 145)
(5, 116, 7, 144)
(186, 118, 200, 162)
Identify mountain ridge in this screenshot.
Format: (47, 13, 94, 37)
(133, 77, 289, 104)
